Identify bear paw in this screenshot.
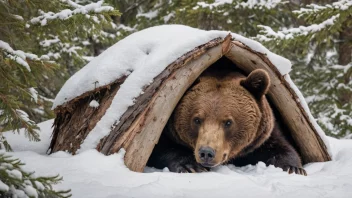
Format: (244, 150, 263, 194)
(169, 160, 208, 173)
(283, 166, 307, 176)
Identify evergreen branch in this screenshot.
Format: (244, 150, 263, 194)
(194, 0, 286, 10)
(294, 0, 352, 18)
(234, 0, 287, 9)
(0, 40, 46, 72)
(123, 0, 149, 14)
(30, 0, 119, 26)
(0, 151, 71, 197)
(256, 14, 340, 41)
(61, 0, 82, 9)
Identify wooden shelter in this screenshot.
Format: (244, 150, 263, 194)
(49, 32, 331, 172)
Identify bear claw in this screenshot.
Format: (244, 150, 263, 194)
(169, 161, 208, 173)
(284, 166, 307, 176)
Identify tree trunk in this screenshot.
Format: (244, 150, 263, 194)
(338, 17, 352, 105)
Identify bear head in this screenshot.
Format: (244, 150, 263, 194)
(171, 69, 274, 167)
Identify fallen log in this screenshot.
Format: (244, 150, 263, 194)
(49, 26, 331, 172)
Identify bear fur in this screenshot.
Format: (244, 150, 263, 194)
(147, 67, 306, 175)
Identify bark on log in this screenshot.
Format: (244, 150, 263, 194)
(225, 41, 331, 163)
(97, 36, 232, 172)
(123, 42, 229, 172)
(49, 76, 127, 154)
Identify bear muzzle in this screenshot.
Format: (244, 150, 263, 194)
(195, 125, 229, 167)
(198, 146, 216, 167)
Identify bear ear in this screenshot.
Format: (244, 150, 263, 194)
(240, 69, 270, 99)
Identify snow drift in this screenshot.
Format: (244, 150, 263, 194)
(3, 120, 352, 198)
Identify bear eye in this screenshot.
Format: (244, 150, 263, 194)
(194, 117, 202, 125)
(224, 120, 232, 128)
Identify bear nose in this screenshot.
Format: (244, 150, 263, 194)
(198, 146, 215, 163)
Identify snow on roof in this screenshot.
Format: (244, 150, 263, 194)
(53, 25, 291, 109)
(52, 25, 295, 151)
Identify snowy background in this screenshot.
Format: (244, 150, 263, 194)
(3, 25, 347, 198)
(4, 120, 352, 198)
(1, 0, 351, 197)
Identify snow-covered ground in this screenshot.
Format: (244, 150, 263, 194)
(3, 120, 352, 198)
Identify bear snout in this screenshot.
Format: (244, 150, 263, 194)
(198, 146, 216, 167)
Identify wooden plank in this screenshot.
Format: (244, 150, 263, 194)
(49, 78, 125, 154)
(124, 44, 226, 172)
(225, 41, 331, 164)
(97, 36, 232, 172)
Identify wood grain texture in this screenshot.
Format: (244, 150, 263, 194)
(97, 37, 231, 172)
(49, 77, 126, 154)
(225, 41, 331, 163)
(123, 44, 225, 172)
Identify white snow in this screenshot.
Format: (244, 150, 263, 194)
(3, 120, 352, 198)
(23, 185, 38, 198)
(195, 0, 283, 9)
(2, 120, 53, 154)
(235, 0, 284, 9)
(0, 179, 9, 192)
(197, 0, 233, 9)
(0, 40, 53, 71)
(163, 12, 175, 23)
(40, 37, 60, 47)
(0, 40, 42, 71)
(29, 88, 38, 103)
(257, 14, 340, 41)
(89, 100, 99, 108)
(117, 24, 136, 32)
(52, 25, 292, 152)
(15, 110, 36, 127)
(30, 0, 114, 26)
(34, 181, 44, 191)
(6, 169, 23, 180)
(137, 10, 159, 19)
(294, 0, 352, 16)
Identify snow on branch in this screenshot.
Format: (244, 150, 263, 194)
(117, 24, 136, 32)
(30, 0, 114, 26)
(29, 88, 38, 103)
(195, 0, 233, 9)
(235, 0, 285, 9)
(194, 0, 285, 10)
(62, 0, 83, 9)
(331, 63, 352, 73)
(137, 10, 159, 19)
(256, 14, 340, 41)
(0, 150, 71, 197)
(0, 40, 44, 72)
(40, 37, 83, 58)
(294, 0, 352, 17)
(15, 110, 36, 126)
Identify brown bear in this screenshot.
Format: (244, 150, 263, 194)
(147, 68, 307, 176)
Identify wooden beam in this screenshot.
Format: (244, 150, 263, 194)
(97, 36, 232, 172)
(225, 41, 331, 164)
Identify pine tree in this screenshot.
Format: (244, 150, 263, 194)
(0, 0, 120, 144)
(257, 0, 352, 138)
(0, 0, 120, 196)
(111, 0, 293, 37)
